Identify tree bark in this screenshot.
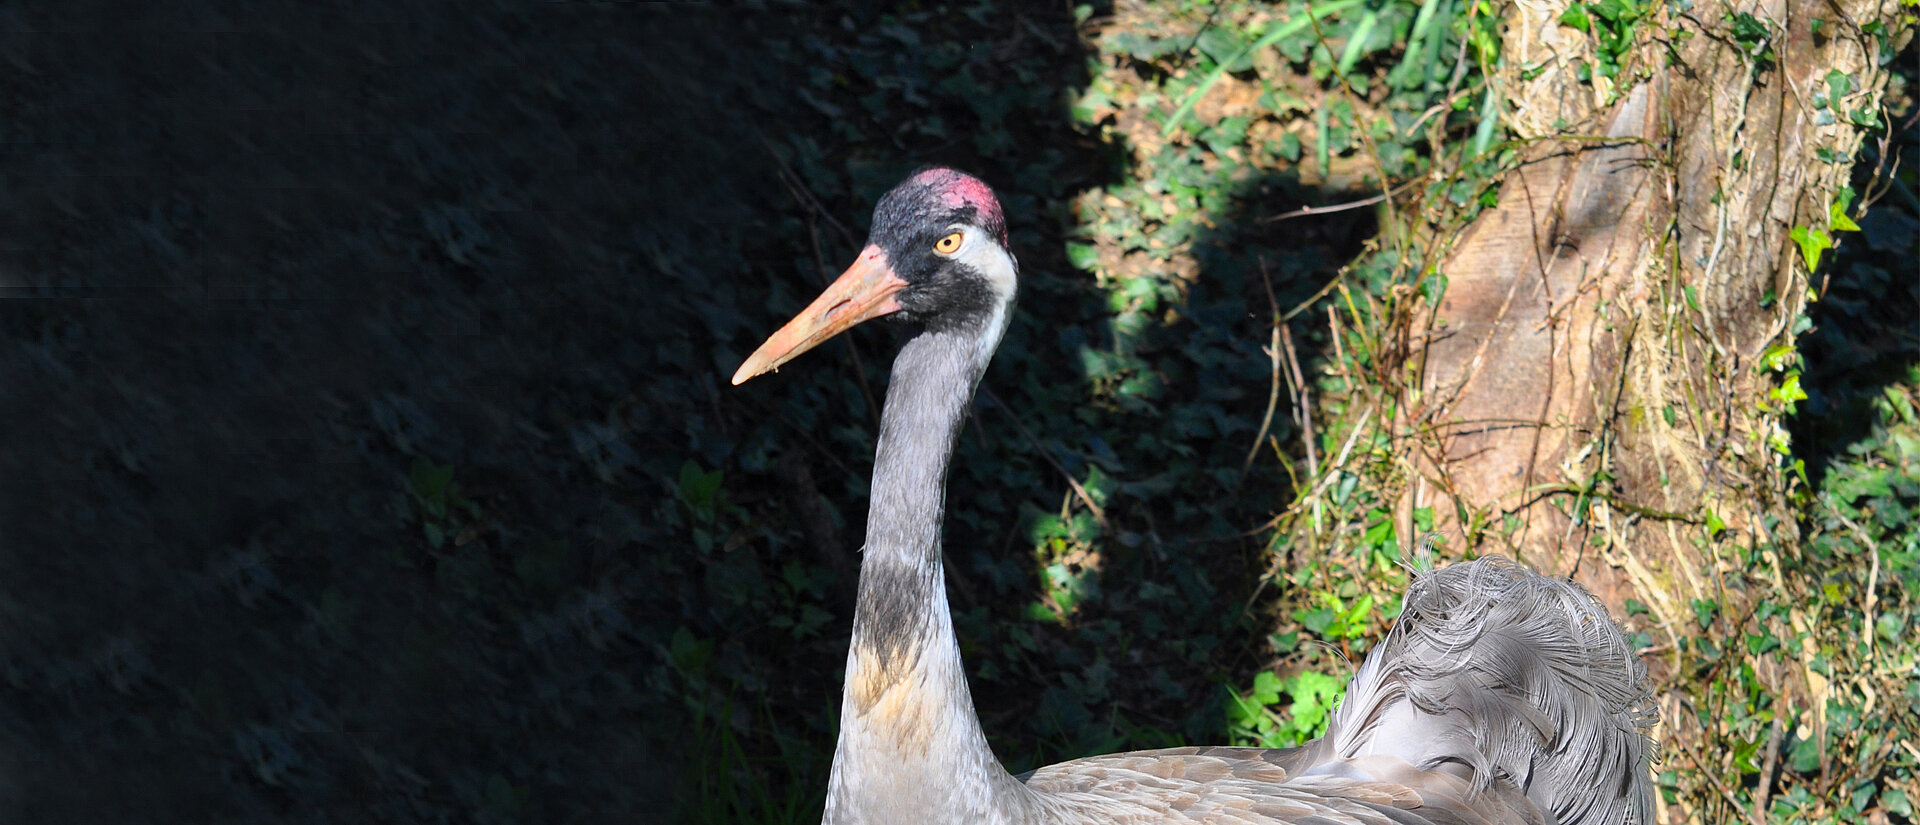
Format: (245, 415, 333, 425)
(1407, 0, 1907, 632)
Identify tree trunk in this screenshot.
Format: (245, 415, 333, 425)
(1408, 0, 1905, 629)
(1377, 3, 1911, 819)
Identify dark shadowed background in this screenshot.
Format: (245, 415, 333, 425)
(2, 2, 1913, 824)
(0, 3, 1344, 821)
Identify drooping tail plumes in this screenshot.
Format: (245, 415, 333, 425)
(1325, 556, 1657, 825)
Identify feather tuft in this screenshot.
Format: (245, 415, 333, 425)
(1324, 555, 1658, 825)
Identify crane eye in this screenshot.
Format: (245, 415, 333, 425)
(934, 232, 963, 254)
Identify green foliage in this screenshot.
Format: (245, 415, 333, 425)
(1162, 0, 1371, 137)
(1227, 668, 1346, 746)
(1069, 0, 1519, 747)
(1814, 375, 1920, 600)
(1792, 224, 1836, 271)
(1702, 70, 1920, 820)
(1671, 366, 1920, 820)
(1727, 11, 1778, 67)
(408, 457, 483, 551)
(1560, 0, 1651, 81)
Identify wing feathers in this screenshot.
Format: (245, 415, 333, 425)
(1012, 557, 1654, 825)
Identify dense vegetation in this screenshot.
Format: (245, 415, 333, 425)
(1, 2, 1910, 823)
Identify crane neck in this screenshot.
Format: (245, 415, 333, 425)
(862, 324, 991, 570)
(824, 312, 1043, 824)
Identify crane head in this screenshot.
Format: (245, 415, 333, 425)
(732, 167, 1016, 386)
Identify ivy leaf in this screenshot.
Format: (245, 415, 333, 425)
(1728, 12, 1771, 53)
(1065, 242, 1099, 270)
(1771, 373, 1808, 406)
(1249, 670, 1284, 705)
(1559, 3, 1593, 31)
(1275, 132, 1302, 162)
(1760, 343, 1797, 371)
(1884, 788, 1913, 819)
(1824, 69, 1852, 105)
(1195, 26, 1253, 73)
(1363, 517, 1395, 550)
(1788, 734, 1822, 773)
(1690, 598, 1718, 629)
(1831, 186, 1860, 232)
(1789, 225, 1832, 271)
(1282, 671, 1344, 737)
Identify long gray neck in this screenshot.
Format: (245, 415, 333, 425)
(822, 320, 1042, 825)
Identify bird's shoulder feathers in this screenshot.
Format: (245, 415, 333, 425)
(1016, 747, 1547, 825)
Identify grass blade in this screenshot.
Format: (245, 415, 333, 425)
(1316, 104, 1332, 173)
(1334, 10, 1380, 77)
(1468, 78, 1501, 157)
(1387, 0, 1447, 90)
(1163, 0, 1371, 137)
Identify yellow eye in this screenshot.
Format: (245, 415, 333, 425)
(934, 232, 963, 254)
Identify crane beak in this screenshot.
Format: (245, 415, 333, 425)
(732, 246, 908, 385)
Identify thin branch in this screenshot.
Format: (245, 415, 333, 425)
(1753, 713, 1784, 823)
(1680, 739, 1765, 825)
(979, 389, 1111, 533)
(757, 132, 883, 424)
(1283, 324, 1318, 479)
(797, 208, 882, 427)
(753, 126, 857, 248)
(1259, 177, 1424, 223)
(1519, 482, 1706, 523)
(1243, 258, 1285, 478)
(1830, 507, 1882, 659)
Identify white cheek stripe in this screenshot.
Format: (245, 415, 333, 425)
(952, 231, 1018, 370)
(954, 234, 1017, 305)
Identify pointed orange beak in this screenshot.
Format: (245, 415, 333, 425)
(731, 246, 909, 385)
